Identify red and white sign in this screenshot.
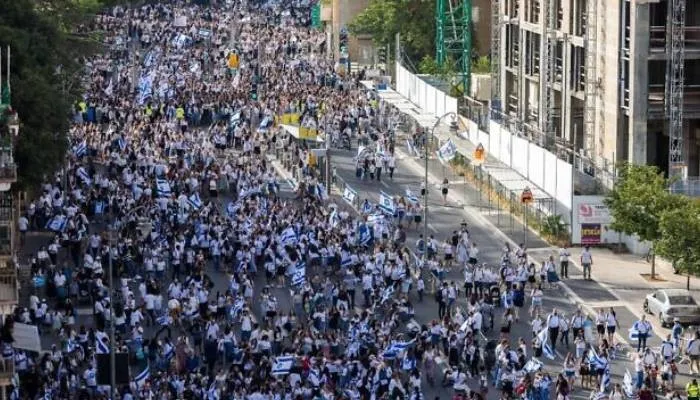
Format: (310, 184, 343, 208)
(577, 203, 612, 224)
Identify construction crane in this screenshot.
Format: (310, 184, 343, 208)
(435, 0, 472, 96)
(490, 0, 501, 116)
(583, 0, 598, 163)
(539, 0, 558, 148)
(666, 0, 687, 180)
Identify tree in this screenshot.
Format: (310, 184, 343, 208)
(657, 200, 700, 289)
(0, 0, 112, 189)
(604, 163, 686, 278)
(348, 0, 436, 64)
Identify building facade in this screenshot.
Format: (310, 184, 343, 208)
(494, 0, 700, 180)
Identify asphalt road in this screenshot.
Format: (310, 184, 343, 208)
(327, 137, 694, 399)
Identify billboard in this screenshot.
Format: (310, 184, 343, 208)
(581, 224, 602, 245)
(578, 203, 612, 224)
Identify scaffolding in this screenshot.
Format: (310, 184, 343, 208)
(666, 0, 687, 179)
(583, 0, 598, 160)
(539, 0, 558, 148)
(491, 0, 502, 115)
(435, 0, 472, 95)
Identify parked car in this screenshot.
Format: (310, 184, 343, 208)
(643, 289, 700, 327)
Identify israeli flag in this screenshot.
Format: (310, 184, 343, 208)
(45, 215, 67, 232)
(329, 209, 340, 228)
(381, 284, 395, 304)
(271, 356, 295, 376)
(536, 328, 556, 360)
(588, 347, 608, 370)
(133, 364, 150, 387)
(315, 184, 328, 201)
(230, 111, 241, 126)
(291, 262, 306, 286)
(406, 139, 419, 157)
(156, 315, 170, 326)
(118, 137, 127, 151)
(76, 167, 92, 185)
(279, 226, 298, 246)
(258, 116, 274, 132)
(198, 28, 212, 38)
(308, 368, 321, 386)
(358, 223, 372, 247)
(402, 357, 416, 371)
(156, 179, 171, 197)
(405, 188, 419, 204)
(73, 140, 87, 157)
(383, 340, 411, 359)
(378, 191, 395, 215)
(367, 213, 383, 225)
(341, 253, 353, 268)
(436, 139, 457, 162)
(361, 201, 373, 214)
(623, 369, 637, 398)
(601, 366, 611, 392)
(231, 298, 245, 319)
(524, 358, 543, 373)
(343, 187, 357, 205)
(95, 331, 109, 354)
(227, 202, 240, 218)
(188, 193, 203, 210)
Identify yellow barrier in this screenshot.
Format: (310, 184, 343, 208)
(299, 127, 318, 140)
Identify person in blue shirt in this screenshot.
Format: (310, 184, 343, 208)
(633, 315, 652, 351)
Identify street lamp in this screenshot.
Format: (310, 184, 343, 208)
(107, 205, 152, 398)
(422, 112, 461, 268)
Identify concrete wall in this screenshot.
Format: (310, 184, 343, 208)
(472, 0, 492, 58)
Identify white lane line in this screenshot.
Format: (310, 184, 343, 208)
(380, 180, 390, 189)
(428, 223, 438, 233)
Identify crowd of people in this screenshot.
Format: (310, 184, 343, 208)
(1, 0, 698, 400)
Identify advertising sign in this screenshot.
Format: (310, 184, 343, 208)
(581, 224, 602, 245)
(578, 203, 612, 224)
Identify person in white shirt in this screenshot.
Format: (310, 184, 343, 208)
(559, 247, 570, 278)
(580, 246, 593, 280)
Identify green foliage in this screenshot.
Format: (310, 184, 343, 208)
(473, 56, 490, 74)
(348, 0, 436, 63)
(540, 214, 567, 238)
(604, 163, 684, 243)
(0, 0, 116, 189)
(657, 200, 700, 276)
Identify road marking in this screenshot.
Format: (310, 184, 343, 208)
(380, 180, 390, 189)
(428, 223, 438, 233)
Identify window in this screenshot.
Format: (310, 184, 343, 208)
(668, 296, 697, 306)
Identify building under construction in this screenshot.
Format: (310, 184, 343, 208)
(490, 0, 700, 187)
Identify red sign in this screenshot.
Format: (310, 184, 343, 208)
(581, 223, 601, 245)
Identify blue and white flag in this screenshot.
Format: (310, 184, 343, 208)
(343, 187, 357, 205)
(358, 223, 372, 247)
(76, 167, 92, 185)
(536, 328, 556, 360)
(45, 215, 68, 232)
(367, 213, 384, 225)
(329, 209, 340, 228)
(156, 179, 171, 197)
(271, 356, 295, 376)
(406, 139, 419, 157)
(291, 262, 306, 286)
(95, 331, 109, 354)
(383, 340, 412, 359)
(258, 116, 274, 132)
(601, 366, 611, 392)
(118, 137, 127, 151)
(315, 184, 328, 201)
(230, 111, 241, 126)
(231, 298, 245, 319)
(378, 191, 395, 215)
(279, 227, 298, 246)
(73, 140, 87, 157)
(524, 358, 543, 373)
(227, 201, 240, 218)
(341, 252, 353, 268)
(308, 368, 321, 386)
(361, 201, 373, 214)
(188, 192, 203, 210)
(381, 284, 395, 304)
(133, 364, 150, 387)
(623, 369, 637, 398)
(198, 28, 212, 38)
(405, 188, 419, 204)
(436, 139, 457, 162)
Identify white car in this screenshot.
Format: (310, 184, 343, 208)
(643, 289, 700, 327)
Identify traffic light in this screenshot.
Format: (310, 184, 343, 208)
(377, 46, 387, 64)
(339, 28, 349, 58)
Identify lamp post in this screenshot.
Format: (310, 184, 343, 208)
(108, 205, 152, 398)
(422, 111, 461, 268)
